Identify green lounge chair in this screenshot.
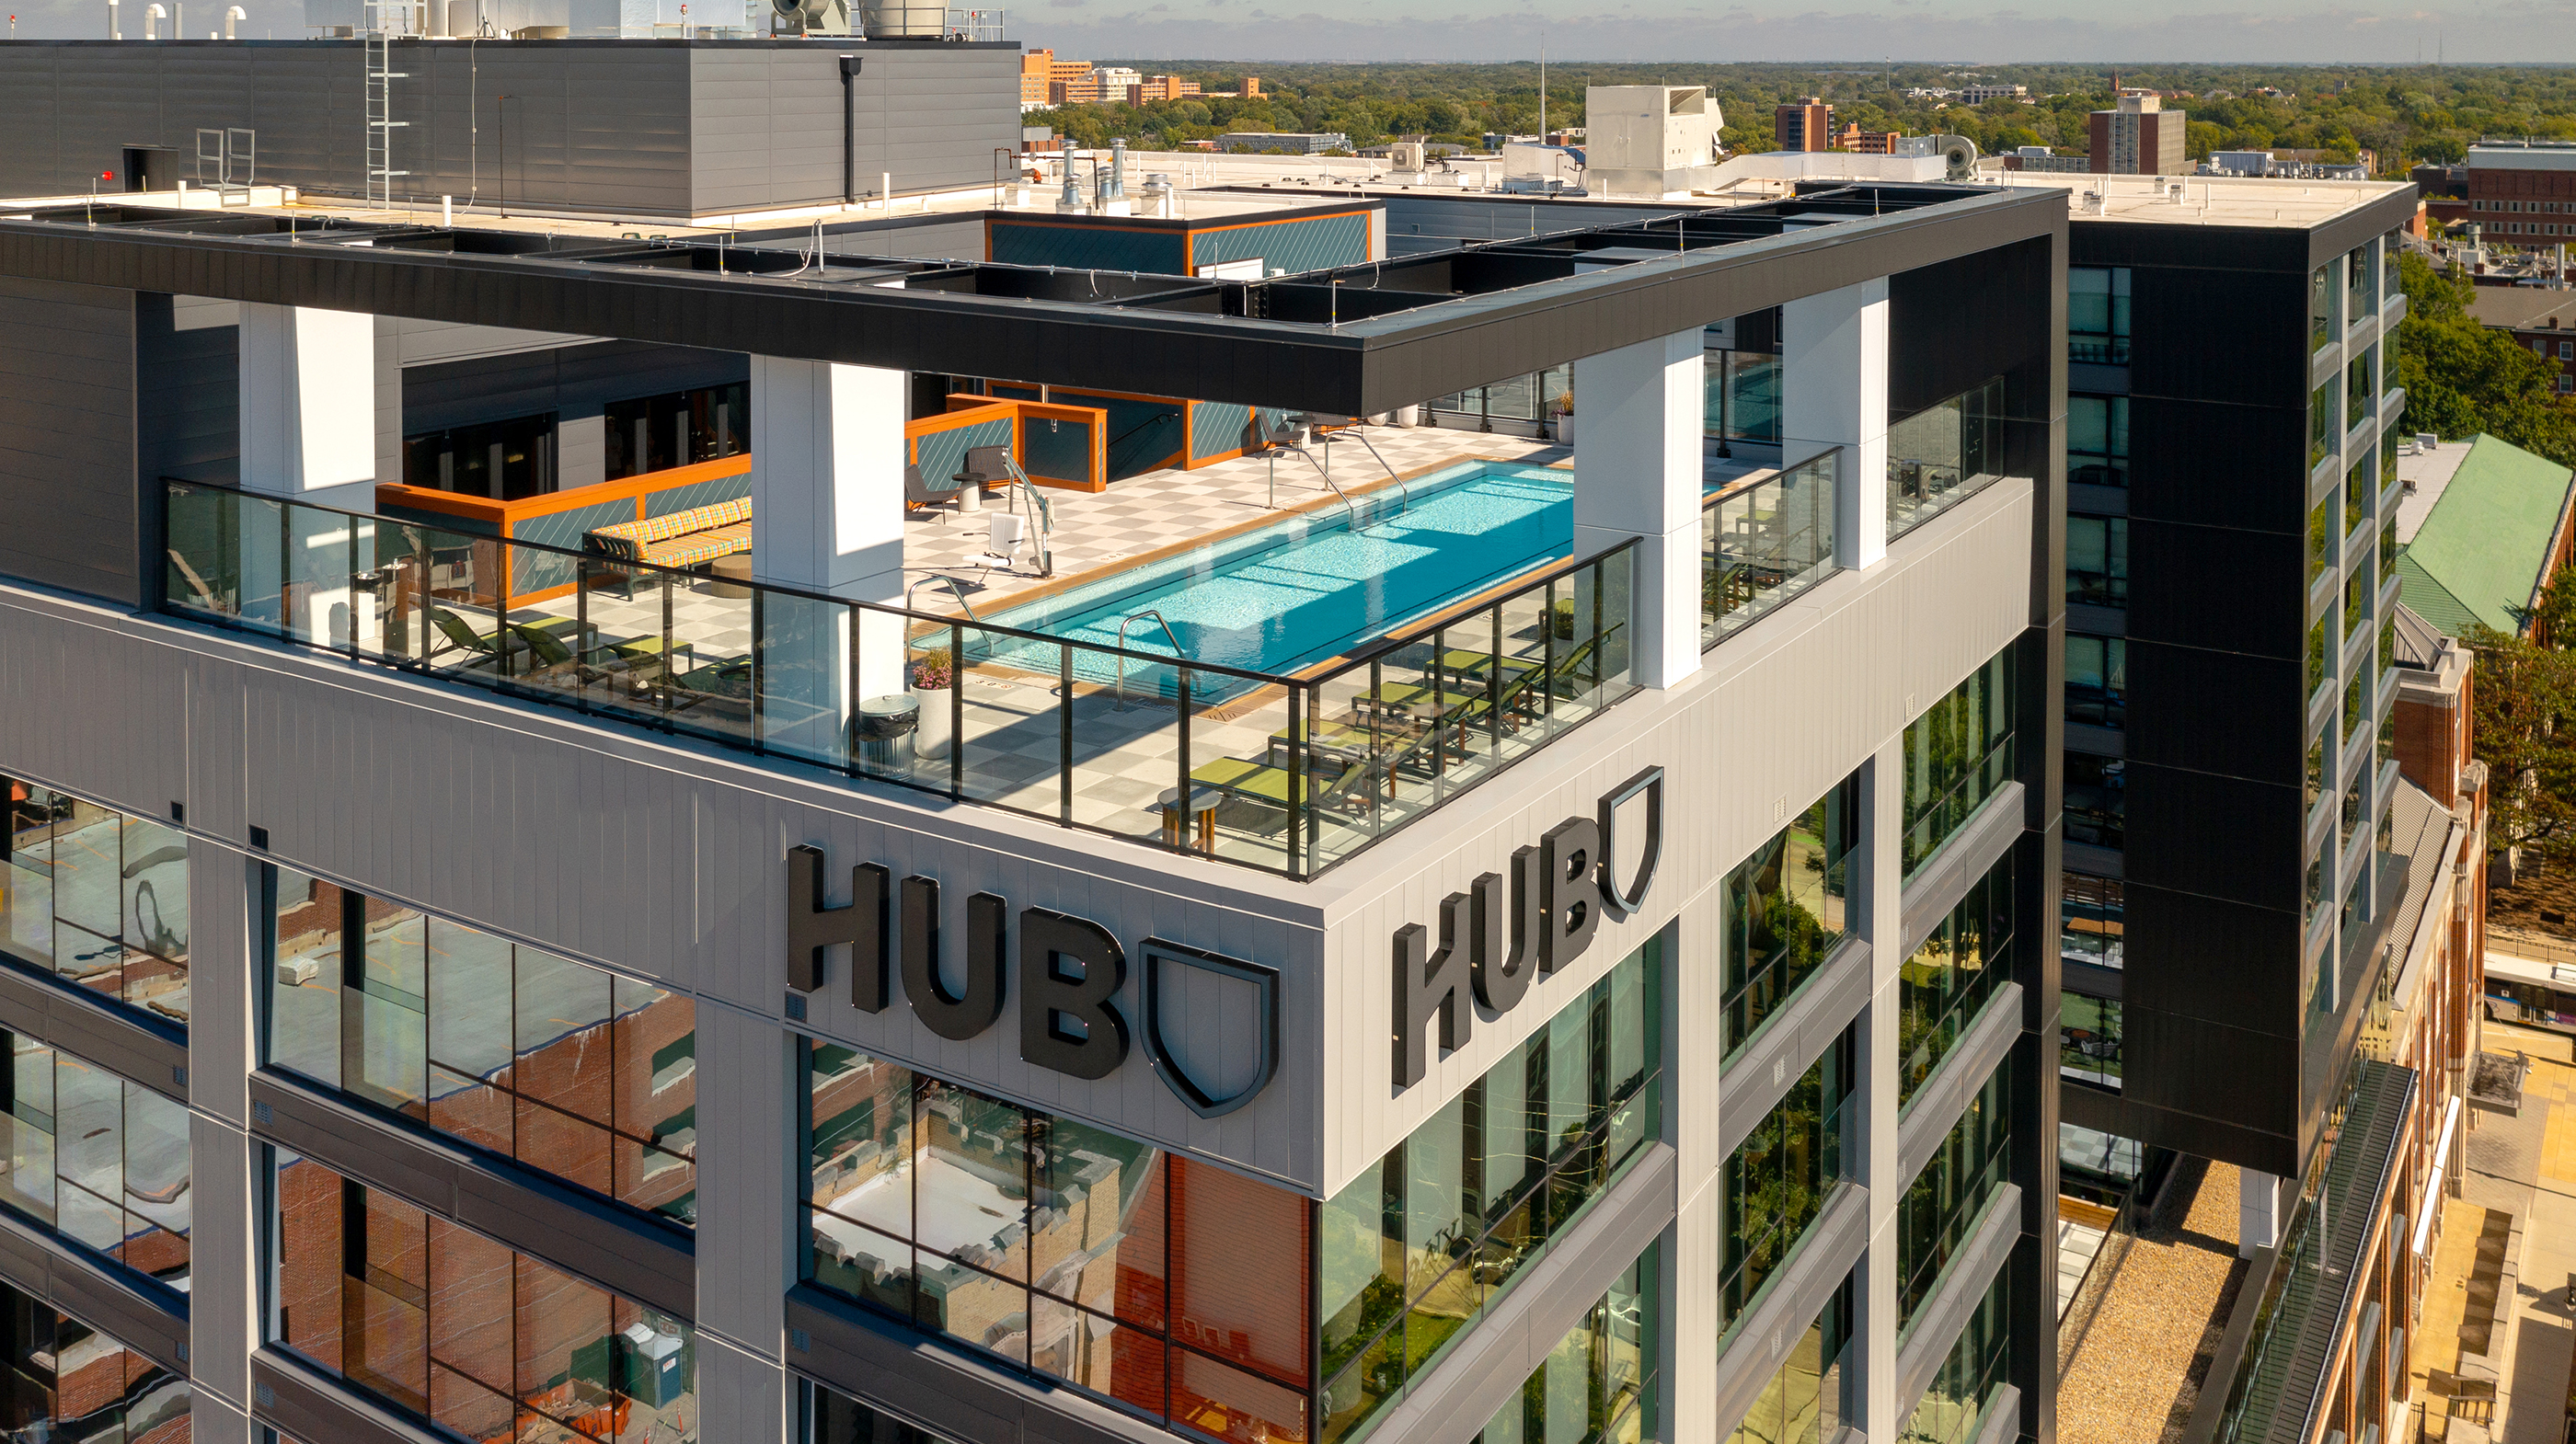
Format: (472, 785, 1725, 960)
(1182, 752, 1380, 833)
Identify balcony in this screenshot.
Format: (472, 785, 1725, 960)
(158, 436, 1651, 879)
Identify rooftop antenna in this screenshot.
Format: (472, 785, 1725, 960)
(1537, 33, 1545, 141)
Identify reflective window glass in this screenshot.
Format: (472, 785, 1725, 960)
(0, 782, 191, 1026)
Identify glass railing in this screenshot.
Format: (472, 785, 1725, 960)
(1704, 450, 1839, 648)
(160, 480, 1635, 879)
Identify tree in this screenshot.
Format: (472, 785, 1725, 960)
(2467, 625, 2576, 855)
(2393, 249, 2576, 465)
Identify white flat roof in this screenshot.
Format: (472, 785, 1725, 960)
(2397, 436, 2473, 543)
(1993, 170, 2414, 229)
(2469, 144, 2576, 172)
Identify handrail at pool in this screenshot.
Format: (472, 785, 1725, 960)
(156, 478, 1638, 879)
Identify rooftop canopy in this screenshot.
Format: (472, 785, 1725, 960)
(2394, 432, 2576, 638)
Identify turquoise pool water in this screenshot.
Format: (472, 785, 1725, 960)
(985, 461, 1574, 685)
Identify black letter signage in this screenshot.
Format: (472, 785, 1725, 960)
(786, 845, 891, 1011)
(1019, 909, 1132, 1080)
(902, 877, 1009, 1041)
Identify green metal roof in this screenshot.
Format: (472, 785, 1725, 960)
(2394, 432, 2574, 637)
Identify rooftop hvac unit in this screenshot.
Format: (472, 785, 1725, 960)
(857, 0, 940, 34)
(771, 0, 848, 33)
(1934, 134, 1979, 181)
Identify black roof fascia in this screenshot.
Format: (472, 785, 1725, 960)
(0, 187, 2064, 414)
(2066, 186, 2418, 275)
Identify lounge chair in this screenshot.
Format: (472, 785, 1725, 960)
(904, 464, 961, 523)
(1179, 751, 1380, 834)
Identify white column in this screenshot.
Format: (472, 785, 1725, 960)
(1852, 739, 1905, 1439)
(2240, 1168, 2287, 1256)
(749, 356, 912, 750)
(1782, 280, 1891, 570)
(236, 302, 376, 500)
(1572, 328, 1705, 690)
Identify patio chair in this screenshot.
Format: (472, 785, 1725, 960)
(428, 608, 519, 670)
(904, 464, 960, 523)
(1182, 751, 1381, 835)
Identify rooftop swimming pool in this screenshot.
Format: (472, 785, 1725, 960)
(983, 461, 1575, 689)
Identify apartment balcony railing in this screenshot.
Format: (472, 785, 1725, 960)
(158, 480, 1635, 879)
(1702, 449, 1838, 648)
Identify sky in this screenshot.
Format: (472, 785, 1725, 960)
(6, 0, 2572, 61)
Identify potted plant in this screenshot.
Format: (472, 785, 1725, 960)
(908, 647, 953, 761)
(1552, 391, 1575, 444)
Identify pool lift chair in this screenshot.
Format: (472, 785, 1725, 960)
(959, 445, 1055, 578)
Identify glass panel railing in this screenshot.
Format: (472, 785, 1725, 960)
(1704, 450, 1839, 648)
(160, 482, 1639, 880)
(1286, 543, 1639, 876)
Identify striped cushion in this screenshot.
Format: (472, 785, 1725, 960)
(586, 498, 754, 567)
(640, 521, 752, 569)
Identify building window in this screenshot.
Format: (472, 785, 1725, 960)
(2345, 570, 2367, 636)
(266, 1152, 697, 1441)
(2061, 875, 2123, 970)
(1468, 1243, 1662, 1444)
(1897, 1060, 2012, 1327)
(1315, 942, 1661, 1443)
(2345, 243, 2375, 325)
(0, 1030, 191, 1289)
(2561, 342, 2573, 361)
(1722, 1274, 1854, 1444)
(1705, 315, 1784, 446)
(2347, 349, 2375, 427)
(2306, 617, 2330, 703)
(2064, 752, 2124, 850)
(2381, 431, 2398, 498)
(1722, 774, 1858, 1060)
(1900, 648, 2018, 877)
(2068, 268, 2132, 364)
(2310, 381, 2337, 471)
(2065, 636, 2125, 729)
(800, 1381, 960, 1444)
(1898, 1271, 2012, 1444)
(2307, 492, 2334, 585)
(2310, 264, 2335, 352)
(2344, 656, 2370, 739)
(1719, 1026, 1857, 1343)
(0, 1277, 189, 1439)
(2342, 766, 2367, 850)
(2305, 853, 2326, 930)
(0, 780, 190, 1026)
(2380, 520, 2398, 587)
(604, 381, 750, 481)
(1886, 377, 2006, 542)
(2561, 375, 2573, 395)
(264, 871, 699, 1226)
(1894, 858, 2016, 1107)
(399, 411, 558, 499)
(2060, 992, 2122, 1090)
(2067, 395, 2129, 487)
(2067, 517, 2128, 608)
(2345, 459, 2370, 539)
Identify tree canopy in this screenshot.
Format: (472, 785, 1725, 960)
(1025, 61, 2576, 172)
(2392, 249, 2576, 465)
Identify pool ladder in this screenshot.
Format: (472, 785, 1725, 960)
(1265, 416, 1409, 526)
(1114, 609, 1186, 712)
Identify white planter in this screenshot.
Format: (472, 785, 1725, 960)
(910, 686, 953, 761)
(1556, 414, 1575, 445)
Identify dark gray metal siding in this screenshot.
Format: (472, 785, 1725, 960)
(0, 275, 140, 605)
(0, 40, 1016, 219)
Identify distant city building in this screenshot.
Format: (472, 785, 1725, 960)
(1959, 84, 2027, 104)
(2089, 93, 2187, 176)
(1018, 48, 1054, 109)
(2004, 145, 2089, 174)
(1215, 131, 1350, 155)
(1829, 125, 1931, 157)
(1775, 96, 1832, 153)
(2206, 150, 2368, 182)
(2463, 141, 2576, 247)
(1126, 75, 1201, 104)
(1087, 64, 1142, 101)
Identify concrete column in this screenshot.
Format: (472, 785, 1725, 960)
(190, 1116, 256, 1423)
(1851, 738, 1906, 1439)
(2240, 1168, 2287, 1256)
(1669, 886, 1728, 1444)
(237, 303, 376, 504)
(1782, 280, 1891, 571)
(748, 356, 912, 739)
(691, 1007, 794, 1381)
(1572, 328, 1705, 690)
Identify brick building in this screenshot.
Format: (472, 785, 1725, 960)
(1775, 97, 1832, 152)
(2462, 141, 2576, 246)
(2088, 93, 2186, 176)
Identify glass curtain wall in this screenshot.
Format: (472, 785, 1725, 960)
(2059, 876, 2123, 971)
(2064, 754, 2124, 850)
(2067, 269, 2132, 365)
(1894, 1060, 2010, 1328)
(2065, 636, 2124, 728)
(1722, 1275, 1853, 1444)
(2060, 993, 2122, 1090)
(798, 941, 1661, 1444)
(0, 1031, 191, 1288)
(1721, 774, 1860, 1060)
(0, 1276, 190, 1442)
(1900, 648, 2017, 877)
(1467, 1244, 1661, 1444)
(605, 381, 752, 480)
(263, 869, 699, 1225)
(801, 1380, 964, 1444)
(1719, 1027, 1857, 1343)
(1897, 1272, 2011, 1444)
(267, 1152, 697, 1443)
(1318, 942, 1662, 1443)
(1706, 310, 1784, 450)
(0, 778, 191, 1026)
(2066, 396, 2129, 487)
(399, 411, 558, 499)
(2066, 518, 2128, 608)
(1894, 859, 2015, 1107)
(1431, 366, 1574, 434)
